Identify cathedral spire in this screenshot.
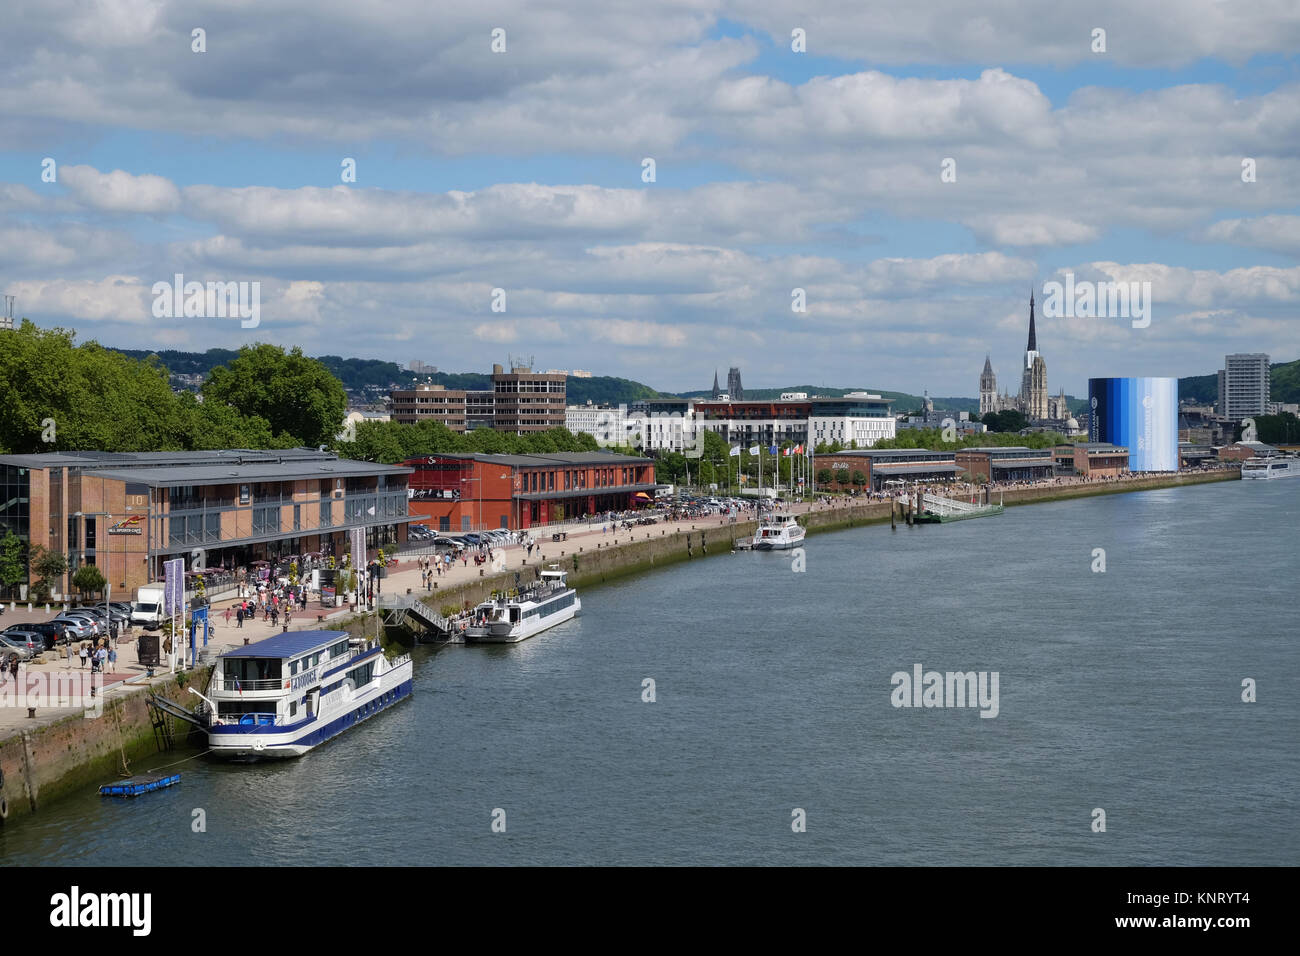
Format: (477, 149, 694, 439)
(711, 368, 720, 399)
(1027, 289, 1037, 353)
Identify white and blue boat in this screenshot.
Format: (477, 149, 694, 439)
(200, 630, 412, 759)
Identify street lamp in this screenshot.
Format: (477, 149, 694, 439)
(71, 511, 112, 636)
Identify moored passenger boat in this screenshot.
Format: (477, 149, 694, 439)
(751, 512, 806, 550)
(463, 567, 580, 643)
(199, 630, 412, 760)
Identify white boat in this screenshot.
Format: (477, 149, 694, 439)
(200, 630, 412, 759)
(751, 512, 806, 551)
(463, 567, 580, 643)
(1241, 458, 1300, 480)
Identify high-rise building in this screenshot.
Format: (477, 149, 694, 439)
(389, 383, 467, 429)
(492, 363, 567, 434)
(389, 363, 567, 433)
(1218, 353, 1270, 420)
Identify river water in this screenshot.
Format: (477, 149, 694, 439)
(2, 478, 1296, 865)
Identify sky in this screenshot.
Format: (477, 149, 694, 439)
(2, 0, 1299, 397)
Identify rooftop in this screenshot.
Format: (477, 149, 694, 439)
(220, 630, 350, 659)
(0, 449, 411, 486)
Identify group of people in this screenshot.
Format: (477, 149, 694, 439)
(226, 589, 304, 629)
(64, 639, 116, 673)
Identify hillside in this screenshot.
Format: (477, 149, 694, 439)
(111, 347, 666, 406)
(1179, 358, 1300, 406)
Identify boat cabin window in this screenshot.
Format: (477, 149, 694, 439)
(330, 640, 349, 658)
(224, 657, 282, 684)
(289, 701, 298, 717)
(510, 607, 520, 623)
(218, 701, 277, 719)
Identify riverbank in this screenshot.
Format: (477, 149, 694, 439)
(384, 467, 1238, 635)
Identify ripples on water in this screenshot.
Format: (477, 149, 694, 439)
(2, 480, 1296, 865)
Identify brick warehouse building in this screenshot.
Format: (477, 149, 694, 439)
(0, 449, 413, 599)
(814, 449, 960, 491)
(404, 452, 656, 531)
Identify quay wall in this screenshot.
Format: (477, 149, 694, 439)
(388, 468, 1237, 627)
(0, 668, 211, 824)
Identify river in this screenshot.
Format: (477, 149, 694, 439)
(2, 478, 1296, 865)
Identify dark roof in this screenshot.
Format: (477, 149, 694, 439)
(220, 630, 349, 659)
(85, 457, 410, 487)
(414, 451, 650, 467)
(0, 448, 410, 486)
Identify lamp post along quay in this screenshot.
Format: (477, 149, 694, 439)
(71, 510, 113, 642)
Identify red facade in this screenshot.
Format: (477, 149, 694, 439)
(403, 454, 656, 532)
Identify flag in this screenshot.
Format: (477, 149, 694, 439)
(768, 445, 778, 455)
(795, 444, 804, 454)
(739, 474, 749, 483)
(235, 678, 242, 697)
(729, 445, 741, 457)
(782, 447, 790, 457)
(748, 445, 759, 455)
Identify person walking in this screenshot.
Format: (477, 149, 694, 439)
(8, 655, 18, 683)
(271, 606, 279, 627)
(236, 606, 244, 628)
(65, 640, 75, 668)
(79, 642, 89, 668)
(108, 643, 118, 673)
(224, 605, 232, 626)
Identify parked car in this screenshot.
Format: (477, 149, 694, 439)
(0, 634, 38, 660)
(6, 620, 68, 650)
(52, 616, 98, 640)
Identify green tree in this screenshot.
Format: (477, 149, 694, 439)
(27, 545, 68, 602)
(850, 470, 866, 487)
(202, 344, 347, 448)
(816, 468, 833, 485)
(71, 563, 107, 600)
(0, 531, 25, 598)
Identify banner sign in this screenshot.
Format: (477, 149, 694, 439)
(350, 526, 366, 567)
(163, 558, 185, 617)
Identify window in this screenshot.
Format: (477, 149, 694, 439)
(293, 504, 301, 531)
(205, 513, 221, 543)
(320, 500, 333, 527)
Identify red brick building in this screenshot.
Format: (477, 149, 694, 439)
(404, 452, 655, 532)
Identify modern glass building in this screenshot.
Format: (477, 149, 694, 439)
(1087, 377, 1179, 472)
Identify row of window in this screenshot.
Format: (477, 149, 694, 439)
(534, 591, 577, 616)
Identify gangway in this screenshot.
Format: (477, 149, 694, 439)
(378, 593, 456, 641)
(915, 492, 1004, 523)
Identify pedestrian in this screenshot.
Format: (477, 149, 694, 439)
(108, 644, 118, 672)
(65, 641, 74, 668)
(224, 605, 232, 625)
(236, 607, 244, 628)
(271, 607, 279, 626)
(79, 643, 89, 668)
(8, 655, 17, 682)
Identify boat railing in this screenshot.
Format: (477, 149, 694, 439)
(212, 674, 284, 692)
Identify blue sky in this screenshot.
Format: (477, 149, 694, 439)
(2, 0, 1298, 396)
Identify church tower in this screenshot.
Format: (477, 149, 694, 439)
(979, 356, 997, 416)
(711, 369, 721, 400)
(1019, 291, 1048, 420)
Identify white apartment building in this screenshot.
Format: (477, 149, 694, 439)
(1219, 353, 1270, 420)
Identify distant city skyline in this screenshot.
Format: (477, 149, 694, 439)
(2, 3, 1297, 394)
